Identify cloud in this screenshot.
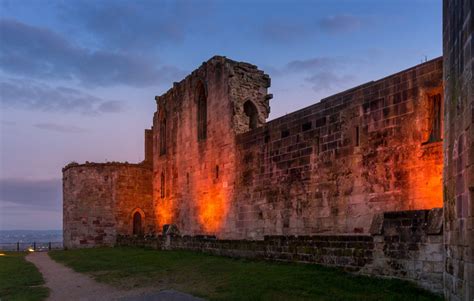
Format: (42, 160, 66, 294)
(286, 57, 341, 72)
(34, 123, 88, 133)
(319, 14, 363, 34)
(273, 56, 358, 93)
(260, 13, 367, 42)
(0, 178, 62, 211)
(56, 0, 211, 51)
(305, 71, 356, 92)
(1, 120, 15, 126)
(260, 20, 310, 43)
(0, 78, 125, 115)
(0, 19, 185, 87)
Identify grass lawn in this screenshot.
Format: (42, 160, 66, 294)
(50, 247, 442, 301)
(0, 252, 49, 301)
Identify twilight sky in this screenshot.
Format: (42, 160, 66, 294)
(0, 0, 441, 230)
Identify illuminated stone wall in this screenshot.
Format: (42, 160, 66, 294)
(443, 0, 474, 299)
(63, 162, 153, 248)
(152, 56, 271, 236)
(152, 56, 443, 239)
(232, 58, 444, 238)
(63, 55, 444, 247)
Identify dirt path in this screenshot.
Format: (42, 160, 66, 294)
(26, 252, 203, 301)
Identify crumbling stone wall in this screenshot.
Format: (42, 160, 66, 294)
(363, 208, 444, 294)
(152, 56, 271, 236)
(443, 0, 474, 299)
(232, 58, 444, 238)
(63, 162, 153, 248)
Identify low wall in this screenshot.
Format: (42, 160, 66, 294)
(364, 208, 443, 293)
(117, 208, 443, 294)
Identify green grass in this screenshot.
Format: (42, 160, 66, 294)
(0, 252, 49, 301)
(50, 247, 442, 301)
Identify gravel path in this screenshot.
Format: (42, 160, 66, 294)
(26, 252, 203, 301)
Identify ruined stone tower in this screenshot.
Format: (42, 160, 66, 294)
(152, 56, 272, 237)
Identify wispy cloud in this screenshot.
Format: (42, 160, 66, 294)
(0, 19, 185, 87)
(260, 20, 310, 43)
(280, 56, 358, 93)
(0, 178, 62, 230)
(34, 123, 88, 133)
(319, 14, 364, 34)
(286, 57, 341, 72)
(0, 78, 125, 115)
(259, 13, 367, 43)
(0, 178, 62, 211)
(0, 120, 16, 126)
(57, 0, 212, 52)
(305, 71, 356, 92)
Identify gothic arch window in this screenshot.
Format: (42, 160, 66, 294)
(244, 100, 258, 130)
(159, 118, 166, 155)
(197, 82, 207, 140)
(160, 172, 165, 199)
(132, 209, 144, 235)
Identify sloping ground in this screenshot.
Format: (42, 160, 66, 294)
(49, 247, 442, 301)
(0, 252, 48, 301)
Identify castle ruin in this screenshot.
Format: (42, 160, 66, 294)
(63, 1, 473, 299)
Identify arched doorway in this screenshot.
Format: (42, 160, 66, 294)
(132, 211, 143, 235)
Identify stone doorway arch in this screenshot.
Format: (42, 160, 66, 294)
(131, 208, 145, 235)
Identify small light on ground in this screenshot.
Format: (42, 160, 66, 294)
(27, 248, 35, 252)
(0, 253, 5, 256)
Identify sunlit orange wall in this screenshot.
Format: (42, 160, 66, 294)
(197, 186, 229, 233)
(407, 143, 443, 209)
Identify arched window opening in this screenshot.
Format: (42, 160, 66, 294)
(244, 101, 258, 130)
(427, 94, 442, 143)
(160, 172, 165, 199)
(160, 118, 166, 155)
(197, 83, 207, 140)
(132, 212, 143, 235)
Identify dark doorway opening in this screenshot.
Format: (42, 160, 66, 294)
(133, 211, 143, 235)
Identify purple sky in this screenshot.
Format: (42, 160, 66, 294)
(0, 0, 442, 230)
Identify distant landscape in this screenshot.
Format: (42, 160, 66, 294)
(0, 230, 62, 244)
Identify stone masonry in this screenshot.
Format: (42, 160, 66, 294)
(232, 58, 443, 239)
(63, 3, 472, 298)
(443, 0, 474, 299)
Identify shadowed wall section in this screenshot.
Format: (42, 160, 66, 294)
(443, 0, 474, 299)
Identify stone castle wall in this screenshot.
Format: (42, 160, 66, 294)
(63, 162, 153, 248)
(152, 56, 271, 236)
(443, 0, 474, 299)
(231, 58, 444, 239)
(62, 2, 474, 297)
